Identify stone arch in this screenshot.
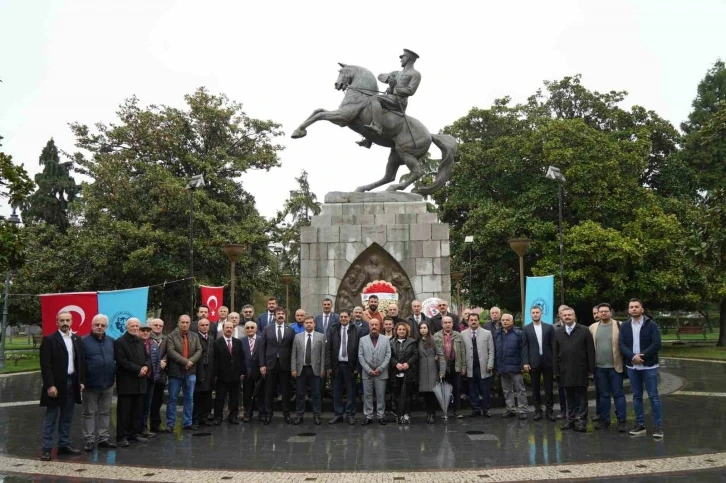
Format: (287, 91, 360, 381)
(335, 242, 415, 318)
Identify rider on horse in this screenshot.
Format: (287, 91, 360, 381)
(358, 49, 421, 148)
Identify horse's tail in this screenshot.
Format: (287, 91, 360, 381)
(414, 134, 458, 196)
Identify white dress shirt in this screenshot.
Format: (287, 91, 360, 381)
(60, 331, 74, 375)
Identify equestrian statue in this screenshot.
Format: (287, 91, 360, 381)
(291, 49, 458, 195)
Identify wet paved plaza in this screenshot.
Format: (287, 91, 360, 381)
(1, 358, 725, 481)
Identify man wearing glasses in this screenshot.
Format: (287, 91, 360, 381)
(430, 300, 459, 334)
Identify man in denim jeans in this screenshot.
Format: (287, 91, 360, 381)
(618, 298, 663, 439)
(589, 303, 627, 432)
(161, 314, 202, 432)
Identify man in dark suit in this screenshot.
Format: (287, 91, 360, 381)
(193, 305, 218, 340)
(115, 318, 151, 447)
(314, 297, 339, 336)
(39, 310, 86, 461)
(193, 318, 215, 428)
(257, 297, 278, 332)
(522, 306, 556, 421)
(406, 299, 428, 338)
(352, 306, 370, 337)
(430, 300, 458, 334)
(213, 321, 244, 424)
(291, 316, 326, 425)
(259, 307, 295, 424)
(553, 307, 595, 432)
(326, 310, 359, 425)
(241, 320, 265, 422)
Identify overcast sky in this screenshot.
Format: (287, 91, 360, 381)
(1, 0, 724, 220)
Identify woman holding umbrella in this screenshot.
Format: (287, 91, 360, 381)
(418, 322, 447, 424)
(390, 322, 418, 424)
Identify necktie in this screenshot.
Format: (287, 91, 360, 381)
(567, 325, 573, 335)
(472, 330, 476, 342)
(416, 315, 420, 324)
(324, 314, 329, 332)
(342, 327, 348, 358)
(277, 325, 282, 343)
(227, 338, 232, 354)
(249, 337, 255, 353)
(269, 312, 273, 325)
(305, 333, 312, 365)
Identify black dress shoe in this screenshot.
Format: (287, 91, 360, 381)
(347, 415, 356, 425)
(40, 449, 52, 461)
(228, 417, 240, 425)
(378, 418, 386, 425)
(128, 435, 148, 443)
(547, 412, 557, 422)
(561, 422, 575, 430)
(284, 415, 293, 424)
(213, 419, 222, 426)
(98, 440, 117, 448)
(314, 416, 321, 425)
(183, 425, 195, 431)
(469, 411, 480, 417)
(243, 415, 251, 423)
(293, 416, 303, 425)
(58, 445, 81, 455)
(574, 423, 588, 433)
(263, 417, 271, 425)
(117, 439, 130, 448)
(329, 415, 343, 424)
(84, 441, 94, 452)
(533, 412, 542, 421)
(361, 418, 372, 426)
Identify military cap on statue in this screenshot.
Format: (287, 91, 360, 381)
(400, 49, 420, 60)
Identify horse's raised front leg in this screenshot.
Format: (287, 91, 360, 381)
(355, 149, 402, 192)
(384, 150, 424, 191)
(291, 108, 326, 139)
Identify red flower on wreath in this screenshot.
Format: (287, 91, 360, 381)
(362, 280, 397, 294)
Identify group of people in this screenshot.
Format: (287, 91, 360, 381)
(38, 295, 664, 461)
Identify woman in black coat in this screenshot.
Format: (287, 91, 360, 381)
(389, 322, 418, 424)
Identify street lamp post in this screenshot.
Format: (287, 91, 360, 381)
(185, 174, 206, 315)
(451, 271, 464, 314)
(222, 243, 245, 312)
(545, 166, 566, 306)
(508, 237, 532, 326)
(464, 235, 474, 298)
(0, 208, 22, 371)
(281, 274, 293, 315)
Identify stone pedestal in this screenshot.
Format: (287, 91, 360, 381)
(300, 192, 451, 318)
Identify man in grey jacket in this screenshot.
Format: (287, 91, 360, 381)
(358, 319, 391, 425)
(291, 316, 326, 425)
(162, 315, 202, 432)
(460, 313, 495, 417)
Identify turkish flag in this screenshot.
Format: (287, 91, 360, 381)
(40, 292, 99, 337)
(200, 286, 224, 322)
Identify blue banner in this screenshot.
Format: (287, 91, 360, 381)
(98, 287, 149, 339)
(525, 276, 554, 324)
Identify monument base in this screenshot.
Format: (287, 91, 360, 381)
(300, 192, 451, 318)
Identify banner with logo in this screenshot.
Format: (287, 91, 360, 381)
(98, 287, 150, 339)
(200, 285, 224, 322)
(40, 292, 99, 337)
(524, 275, 555, 324)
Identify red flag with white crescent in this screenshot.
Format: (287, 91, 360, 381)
(200, 285, 224, 322)
(40, 292, 99, 337)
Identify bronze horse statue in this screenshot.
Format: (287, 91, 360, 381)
(291, 64, 457, 195)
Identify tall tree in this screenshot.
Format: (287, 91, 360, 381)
(435, 75, 704, 318)
(268, 170, 322, 311)
(11, 88, 284, 326)
(21, 139, 79, 232)
(681, 59, 726, 192)
(0, 135, 34, 273)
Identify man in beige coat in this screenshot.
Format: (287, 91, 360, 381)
(460, 313, 495, 417)
(589, 303, 627, 432)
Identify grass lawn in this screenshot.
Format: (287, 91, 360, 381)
(660, 329, 719, 342)
(661, 344, 726, 361)
(0, 351, 40, 373)
(3, 340, 39, 351)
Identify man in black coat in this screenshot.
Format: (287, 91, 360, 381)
(114, 318, 151, 447)
(429, 300, 458, 334)
(406, 300, 428, 338)
(213, 321, 244, 424)
(553, 307, 595, 432)
(522, 306, 556, 421)
(193, 318, 215, 428)
(39, 311, 86, 461)
(259, 307, 296, 424)
(326, 310, 359, 425)
(191, 305, 218, 339)
(241, 320, 265, 422)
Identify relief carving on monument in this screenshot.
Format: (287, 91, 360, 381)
(335, 243, 415, 318)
